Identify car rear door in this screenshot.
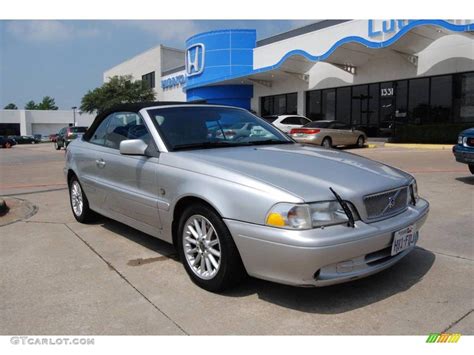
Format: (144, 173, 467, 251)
(96, 112, 162, 231)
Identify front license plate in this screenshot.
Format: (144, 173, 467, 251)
(391, 225, 417, 256)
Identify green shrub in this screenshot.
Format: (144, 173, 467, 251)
(391, 123, 474, 144)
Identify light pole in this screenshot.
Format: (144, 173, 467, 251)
(71, 106, 77, 127)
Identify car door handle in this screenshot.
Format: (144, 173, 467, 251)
(95, 159, 106, 168)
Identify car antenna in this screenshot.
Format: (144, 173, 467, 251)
(329, 187, 355, 228)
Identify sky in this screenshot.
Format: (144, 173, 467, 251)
(0, 20, 314, 110)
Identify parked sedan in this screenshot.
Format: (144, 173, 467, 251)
(289, 120, 367, 148)
(0, 135, 16, 148)
(453, 128, 474, 174)
(55, 126, 88, 150)
(7, 135, 37, 144)
(65, 103, 429, 292)
(263, 115, 312, 133)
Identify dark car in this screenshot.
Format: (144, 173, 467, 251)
(453, 128, 474, 174)
(54, 126, 88, 150)
(0, 135, 17, 148)
(8, 135, 37, 144)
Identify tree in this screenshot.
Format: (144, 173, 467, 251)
(25, 100, 37, 110)
(80, 75, 156, 114)
(37, 96, 58, 110)
(3, 103, 18, 109)
(24, 97, 58, 110)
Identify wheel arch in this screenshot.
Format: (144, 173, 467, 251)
(171, 195, 224, 249)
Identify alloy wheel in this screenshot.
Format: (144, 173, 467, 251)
(182, 215, 221, 280)
(70, 181, 83, 217)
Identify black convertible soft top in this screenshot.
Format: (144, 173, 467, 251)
(82, 101, 206, 141)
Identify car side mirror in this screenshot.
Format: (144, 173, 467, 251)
(119, 139, 148, 156)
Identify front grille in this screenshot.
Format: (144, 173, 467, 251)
(364, 186, 408, 220)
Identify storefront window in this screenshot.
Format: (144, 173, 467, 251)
(430, 76, 452, 123)
(408, 78, 430, 124)
(395, 80, 408, 121)
(352, 85, 368, 127)
(306, 91, 322, 120)
(368, 84, 379, 126)
(454, 72, 474, 122)
(260, 93, 297, 116)
(336, 87, 351, 124)
(322, 89, 335, 120)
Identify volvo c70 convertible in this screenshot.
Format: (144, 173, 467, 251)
(65, 102, 429, 292)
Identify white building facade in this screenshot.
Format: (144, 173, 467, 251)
(102, 20, 474, 136)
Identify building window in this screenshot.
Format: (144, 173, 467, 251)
(351, 85, 368, 127)
(430, 75, 453, 123)
(260, 93, 297, 116)
(336, 87, 351, 124)
(142, 72, 155, 89)
(453, 72, 474, 123)
(322, 89, 335, 120)
(368, 84, 379, 126)
(408, 78, 430, 124)
(395, 80, 408, 120)
(306, 90, 322, 120)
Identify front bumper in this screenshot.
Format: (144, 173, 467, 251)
(225, 198, 429, 287)
(453, 145, 474, 164)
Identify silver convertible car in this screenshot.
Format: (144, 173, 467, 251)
(65, 102, 429, 292)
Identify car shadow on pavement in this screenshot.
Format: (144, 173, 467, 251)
(93, 216, 435, 314)
(455, 176, 474, 185)
(222, 247, 435, 314)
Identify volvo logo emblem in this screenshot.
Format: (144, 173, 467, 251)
(186, 43, 205, 77)
(387, 196, 396, 209)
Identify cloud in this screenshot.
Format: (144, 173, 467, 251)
(120, 20, 206, 45)
(5, 20, 99, 42)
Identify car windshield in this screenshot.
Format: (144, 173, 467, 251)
(147, 106, 292, 151)
(304, 121, 333, 128)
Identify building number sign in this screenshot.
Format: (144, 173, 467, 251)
(381, 87, 394, 97)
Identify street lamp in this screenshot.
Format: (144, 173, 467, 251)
(71, 106, 77, 127)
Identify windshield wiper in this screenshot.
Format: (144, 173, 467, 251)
(329, 187, 355, 228)
(172, 141, 239, 151)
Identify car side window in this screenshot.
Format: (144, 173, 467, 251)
(281, 117, 300, 125)
(89, 115, 112, 146)
(299, 117, 311, 125)
(105, 112, 150, 150)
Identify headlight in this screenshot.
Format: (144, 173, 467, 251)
(458, 136, 463, 145)
(410, 179, 419, 204)
(265, 201, 359, 230)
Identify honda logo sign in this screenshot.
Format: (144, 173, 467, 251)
(186, 43, 205, 77)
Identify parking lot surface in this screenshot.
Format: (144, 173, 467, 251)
(1, 143, 473, 335)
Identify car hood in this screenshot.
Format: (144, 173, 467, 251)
(165, 144, 413, 202)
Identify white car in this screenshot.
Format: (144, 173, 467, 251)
(263, 115, 312, 133)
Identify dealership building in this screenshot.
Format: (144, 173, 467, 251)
(104, 19, 474, 136)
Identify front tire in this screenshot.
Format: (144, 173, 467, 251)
(54, 141, 60, 150)
(469, 164, 474, 175)
(69, 175, 97, 223)
(177, 203, 246, 292)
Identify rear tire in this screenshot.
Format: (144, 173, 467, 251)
(177, 203, 246, 292)
(357, 135, 365, 148)
(68, 175, 97, 223)
(322, 137, 332, 148)
(469, 164, 474, 175)
(54, 141, 60, 150)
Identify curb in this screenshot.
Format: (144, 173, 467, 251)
(384, 143, 454, 150)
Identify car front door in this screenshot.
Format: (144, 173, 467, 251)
(96, 112, 162, 231)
